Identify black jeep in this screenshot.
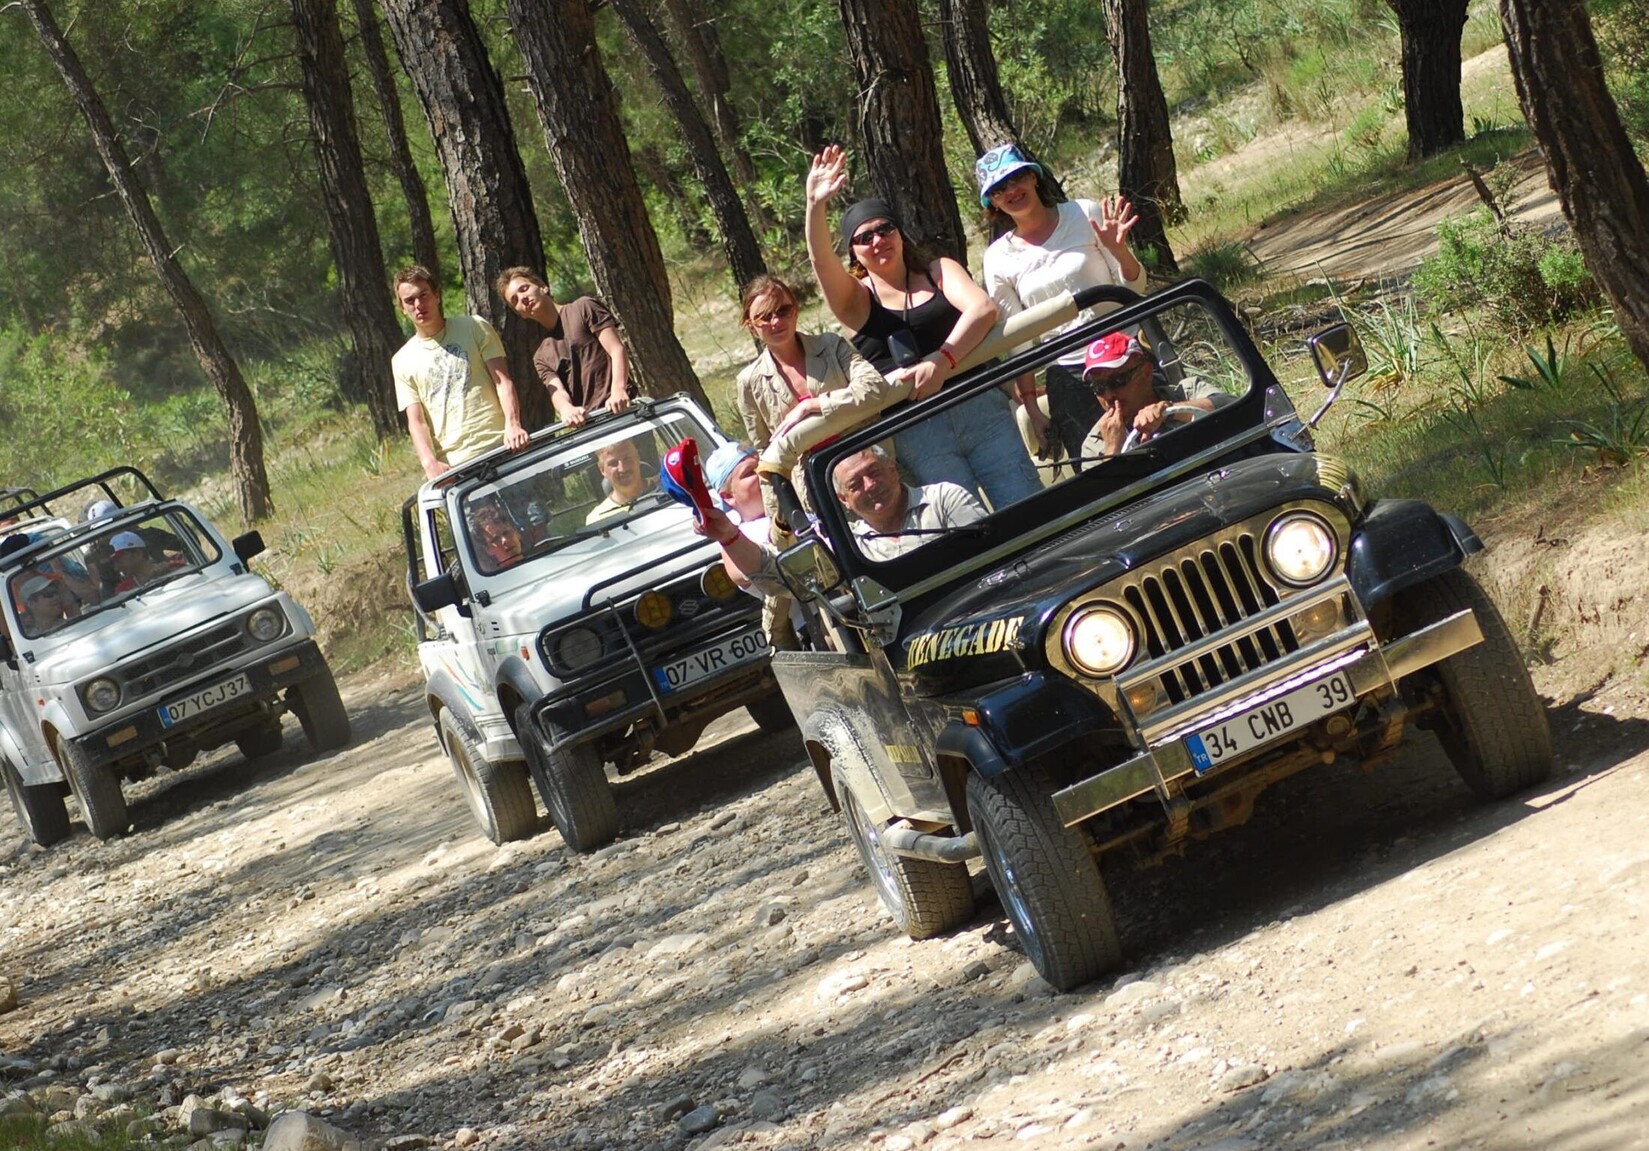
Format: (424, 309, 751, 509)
(765, 279, 1551, 991)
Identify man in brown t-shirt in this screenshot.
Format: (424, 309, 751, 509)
(496, 266, 632, 428)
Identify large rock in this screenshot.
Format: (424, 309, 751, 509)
(0, 975, 17, 1013)
(262, 1111, 360, 1151)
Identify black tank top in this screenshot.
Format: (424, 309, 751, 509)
(850, 281, 962, 375)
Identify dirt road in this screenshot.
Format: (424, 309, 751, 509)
(3, 592, 1649, 1149)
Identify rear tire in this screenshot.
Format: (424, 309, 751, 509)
(57, 739, 128, 841)
(746, 693, 796, 734)
(967, 764, 1122, 992)
(235, 723, 285, 760)
(290, 668, 351, 753)
(833, 763, 973, 939)
(4, 760, 69, 847)
(440, 709, 535, 844)
(516, 704, 618, 852)
(1401, 569, 1553, 799)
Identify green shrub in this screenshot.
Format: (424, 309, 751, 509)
(1412, 208, 1600, 329)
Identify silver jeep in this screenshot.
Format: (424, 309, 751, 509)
(404, 396, 788, 851)
(1, 469, 350, 844)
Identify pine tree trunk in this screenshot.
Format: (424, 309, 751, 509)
(1386, 0, 1469, 162)
(349, 0, 442, 281)
(837, 0, 968, 264)
(290, 0, 402, 440)
(377, 0, 554, 433)
(1103, 0, 1180, 273)
(609, 0, 767, 292)
(505, 0, 711, 413)
(657, 0, 774, 236)
(1500, 0, 1649, 371)
(19, 0, 274, 524)
(937, 0, 1019, 156)
(635, 144, 714, 250)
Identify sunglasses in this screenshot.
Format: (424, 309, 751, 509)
(850, 220, 898, 247)
(751, 303, 796, 325)
(987, 169, 1037, 199)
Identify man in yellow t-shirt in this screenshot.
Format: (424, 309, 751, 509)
(391, 265, 530, 479)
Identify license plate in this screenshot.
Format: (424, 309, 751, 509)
(1184, 671, 1356, 775)
(652, 627, 769, 694)
(158, 673, 253, 728)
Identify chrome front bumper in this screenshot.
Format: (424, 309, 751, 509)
(1050, 607, 1483, 828)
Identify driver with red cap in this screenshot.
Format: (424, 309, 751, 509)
(1078, 331, 1223, 460)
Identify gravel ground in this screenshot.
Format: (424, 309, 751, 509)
(3, 650, 1649, 1150)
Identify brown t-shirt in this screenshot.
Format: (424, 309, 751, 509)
(531, 296, 620, 411)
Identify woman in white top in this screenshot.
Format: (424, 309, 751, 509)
(977, 142, 1145, 471)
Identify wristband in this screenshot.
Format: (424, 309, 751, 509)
(937, 346, 957, 370)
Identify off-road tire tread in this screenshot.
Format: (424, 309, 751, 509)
(968, 764, 1122, 992)
(833, 765, 973, 940)
(441, 710, 535, 843)
(4, 761, 69, 847)
(1405, 569, 1553, 799)
(292, 669, 351, 753)
(58, 739, 128, 841)
(517, 705, 618, 852)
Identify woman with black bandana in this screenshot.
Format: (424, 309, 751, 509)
(802, 145, 1041, 510)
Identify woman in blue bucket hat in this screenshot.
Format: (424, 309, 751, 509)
(977, 142, 1145, 472)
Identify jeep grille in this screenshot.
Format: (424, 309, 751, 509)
(1121, 532, 1298, 704)
(119, 620, 257, 700)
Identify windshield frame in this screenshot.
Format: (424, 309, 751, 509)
(450, 402, 723, 584)
(801, 280, 1287, 597)
(3, 505, 224, 642)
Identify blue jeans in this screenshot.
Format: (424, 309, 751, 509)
(894, 387, 1042, 510)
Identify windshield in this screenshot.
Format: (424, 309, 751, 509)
(457, 408, 717, 576)
(4, 509, 221, 640)
(824, 296, 1258, 565)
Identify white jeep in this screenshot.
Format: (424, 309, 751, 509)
(0, 469, 350, 844)
(404, 396, 787, 851)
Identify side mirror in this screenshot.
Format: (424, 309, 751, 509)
(412, 573, 463, 613)
(776, 539, 841, 601)
(232, 531, 266, 564)
(1304, 323, 1367, 428)
(1307, 323, 1367, 389)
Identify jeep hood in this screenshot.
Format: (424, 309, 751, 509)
(27, 571, 277, 684)
(897, 454, 1357, 695)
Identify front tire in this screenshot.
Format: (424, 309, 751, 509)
(440, 709, 536, 844)
(833, 763, 973, 940)
(1402, 569, 1553, 799)
(4, 760, 69, 847)
(516, 704, 618, 852)
(746, 693, 797, 734)
(967, 764, 1122, 992)
(56, 739, 128, 841)
(290, 668, 351, 753)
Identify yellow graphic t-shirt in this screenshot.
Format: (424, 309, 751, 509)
(392, 315, 507, 465)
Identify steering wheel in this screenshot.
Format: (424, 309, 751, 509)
(1119, 402, 1206, 454)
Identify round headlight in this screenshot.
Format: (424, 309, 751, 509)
(1063, 604, 1137, 677)
(555, 627, 604, 671)
(634, 590, 673, 630)
(701, 564, 737, 601)
(1266, 514, 1337, 586)
(246, 607, 285, 642)
(84, 677, 121, 715)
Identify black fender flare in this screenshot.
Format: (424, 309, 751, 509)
(1348, 499, 1481, 610)
(934, 672, 1123, 782)
(422, 670, 486, 749)
(492, 656, 544, 730)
